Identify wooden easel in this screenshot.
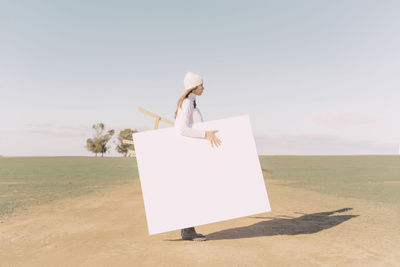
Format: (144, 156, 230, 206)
(122, 107, 174, 154)
(124, 107, 272, 174)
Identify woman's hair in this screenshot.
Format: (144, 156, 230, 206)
(174, 87, 198, 119)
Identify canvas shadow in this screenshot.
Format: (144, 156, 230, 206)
(205, 208, 358, 241)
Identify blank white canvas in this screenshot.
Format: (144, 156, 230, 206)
(132, 115, 271, 235)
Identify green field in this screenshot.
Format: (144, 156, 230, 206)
(260, 155, 400, 204)
(0, 157, 138, 217)
(0, 156, 399, 217)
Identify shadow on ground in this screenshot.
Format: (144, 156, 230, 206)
(206, 208, 358, 240)
(165, 208, 358, 241)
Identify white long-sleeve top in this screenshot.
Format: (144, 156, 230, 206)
(174, 92, 206, 138)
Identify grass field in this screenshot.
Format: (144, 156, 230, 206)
(1, 155, 399, 217)
(0, 157, 138, 217)
(260, 155, 400, 204)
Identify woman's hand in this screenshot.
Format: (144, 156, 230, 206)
(205, 130, 222, 148)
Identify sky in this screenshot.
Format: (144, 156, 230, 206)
(0, 0, 399, 156)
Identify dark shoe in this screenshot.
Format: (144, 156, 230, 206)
(193, 232, 207, 241)
(181, 227, 207, 241)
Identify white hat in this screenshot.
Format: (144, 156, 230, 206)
(184, 72, 203, 90)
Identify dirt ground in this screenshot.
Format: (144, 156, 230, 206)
(1, 179, 399, 267)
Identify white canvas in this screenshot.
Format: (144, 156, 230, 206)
(132, 115, 271, 235)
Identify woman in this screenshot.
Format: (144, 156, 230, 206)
(174, 71, 222, 241)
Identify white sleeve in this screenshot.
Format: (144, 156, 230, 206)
(174, 100, 206, 139)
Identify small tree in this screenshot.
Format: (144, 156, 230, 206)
(86, 123, 115, 157)
(86, 138, 98, 157)
(116, 128, 137, 157)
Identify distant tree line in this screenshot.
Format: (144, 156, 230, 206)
(86, 123, 137, 157)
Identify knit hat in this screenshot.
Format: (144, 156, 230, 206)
(184, 72, 203, 90)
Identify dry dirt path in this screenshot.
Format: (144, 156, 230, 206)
(1, 179, 399, 267)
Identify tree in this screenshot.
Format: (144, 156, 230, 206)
(115, 128, 137, 157)
(86, 123, 115, 157)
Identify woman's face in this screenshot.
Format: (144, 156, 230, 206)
(191, 84, 204, 96)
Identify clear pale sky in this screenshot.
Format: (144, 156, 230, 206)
(1, 0, 399, 156)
